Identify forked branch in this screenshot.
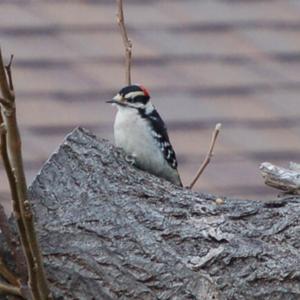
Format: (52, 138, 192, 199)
(116, 0, 132, 85)
(0, 49, 52, 299)
(5, 54, 14, 91)
(0, 282, 22, 297)
(0, 258, 19, 287)
(0, 51, 14, 102)
(189, 123, 222, 189)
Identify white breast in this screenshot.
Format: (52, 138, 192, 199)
(113, 107, 168, 176)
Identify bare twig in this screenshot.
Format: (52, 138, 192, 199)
(5, 55, 14, 92)
(0, 114, 28, 283)
(0, 49, 52, 299)
(0, 258, 19, 287)
(0, 282, 22, 297)
(0, 97, 10, 107)
(116, 0, 132, 85)
(189, 123, 222, 189)
(0, 122, 6, 134)
(0, 59, 37, 297)
(0, 49, 14, 101)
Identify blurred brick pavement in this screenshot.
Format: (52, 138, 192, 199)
(1, 0, 300, 212)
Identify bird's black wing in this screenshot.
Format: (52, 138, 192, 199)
(139, 108, 178, 169)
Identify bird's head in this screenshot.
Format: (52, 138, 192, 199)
(107, 84, 151, 109)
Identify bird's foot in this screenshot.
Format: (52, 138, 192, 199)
(125, 154, 136, 166)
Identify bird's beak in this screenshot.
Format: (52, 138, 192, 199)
(106, 93, 124, 105)
(106, 99, 117, 104)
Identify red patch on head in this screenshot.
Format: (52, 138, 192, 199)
(140, 85, 150, 97)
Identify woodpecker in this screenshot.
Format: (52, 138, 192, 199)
(107, 84, 182, 186)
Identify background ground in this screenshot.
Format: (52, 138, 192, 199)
(1, 0, 300, 212)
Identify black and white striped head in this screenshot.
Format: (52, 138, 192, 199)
(107, 85, 151, 110)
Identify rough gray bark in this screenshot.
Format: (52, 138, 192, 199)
(2, 127, 300, 299)
(260, 162, 300, 194)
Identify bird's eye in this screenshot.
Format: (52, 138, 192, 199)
(124, 94, 134, 103)
(125, 97, 133, 103)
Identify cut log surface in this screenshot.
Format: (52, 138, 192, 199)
(23, 128, 300, 299)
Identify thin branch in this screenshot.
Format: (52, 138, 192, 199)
(0, 258, 19, 287)
(189, 123, 222, 189)
(0, 115, 28, 283)
(0, 55, 34, 291)
(0, 282, 22, 297)
(116, 0, 132, 85)
(0, 122, 6, 134)
(0, 49, 14, 101)
(1, 106, 31, 286)
(0, 55, 41, 299)
(5, 55, 14, 92)
(0, 96, 10, 107)
(0, 50, 52, 299)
